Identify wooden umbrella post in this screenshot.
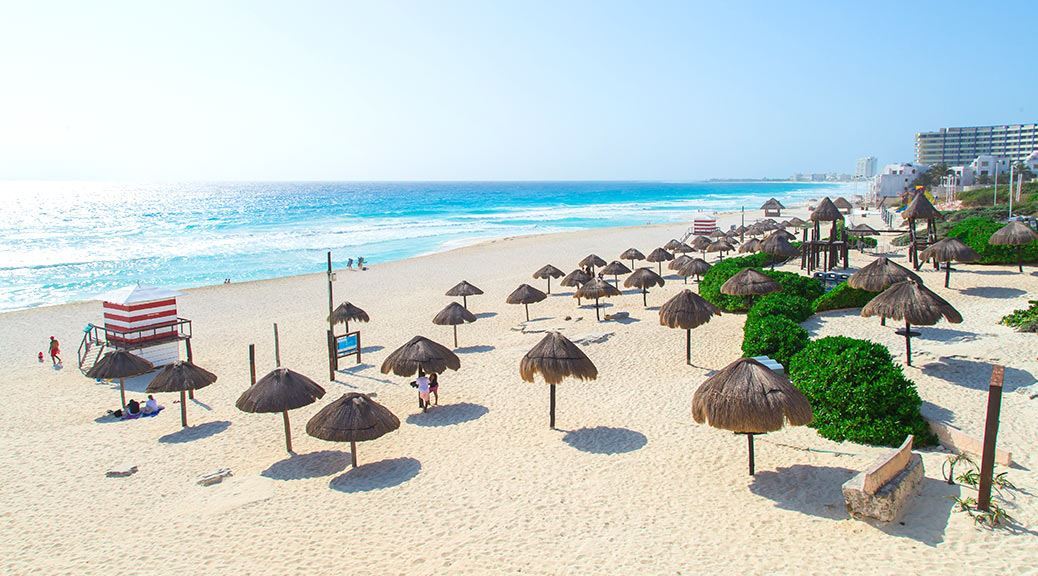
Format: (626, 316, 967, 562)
(944, 262, 951, 288)
(977, 365, 1005, 511)
(747, 433, 756, 476)
(462, 295, 468, 310)
(905, 319, 912, 366)
(350, 440, 358, 467)
(546, 277, 551, 295)
(453, 325, 458, 348)
(642, 289, 647, 307)
(185, 339, 195, 400)
(273, 323, 281, 367)
(283, 411, 293, 453)
(595, 298, 601, 321)
(549, 384, 556, 429)
(524, 303, 530, 322)
(686, 329, 691, 366)
(248, 344, 257, 385)
(180, 389, 188, 427)
(119, 378, 127, 411)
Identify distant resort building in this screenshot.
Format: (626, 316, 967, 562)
(760, 198, 785, 217)
(915, 123, 1038, 166)
(855, 156, 877, 179)
(871, 163, 929, 198)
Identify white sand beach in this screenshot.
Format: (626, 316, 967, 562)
(1, 206, 1035, 575)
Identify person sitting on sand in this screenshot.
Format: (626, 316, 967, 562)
(125, 398, 142, 417)
(142, 395, 162, 415)
(415, 371, 430, 412)
(429, 372, 439, 406)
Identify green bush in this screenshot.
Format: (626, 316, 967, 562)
(747, 293, 813, 324)
(699, 253, 771, 312)
(812, 282, 878, 312)
(946, 217, 1038, 265)
(788, 336, 937, 447)
(1001, 300, 1038, 333)
(763, 270, 825, 302)
(742, 316, 809, 367)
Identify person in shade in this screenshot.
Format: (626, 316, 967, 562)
(429, 372, 439, 406)
(415, 371, 430, 412)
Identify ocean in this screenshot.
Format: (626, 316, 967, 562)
(0, 180, 851, 312)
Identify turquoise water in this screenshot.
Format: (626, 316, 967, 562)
(0, 181, 846, 311)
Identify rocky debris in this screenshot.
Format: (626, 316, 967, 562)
(106, 464, 138, 478)
(197, 468, 233, 487)
(604, 312, 629, 321)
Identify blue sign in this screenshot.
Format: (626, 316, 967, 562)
(336, 333, 359, 357)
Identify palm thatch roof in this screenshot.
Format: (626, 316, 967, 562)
(85, 350, 154, 380)
(918, 238, 980, 263)
(669, 254, 694, 270)
(809, 197, 844, 222)
(664, 239, 685, 251)
(519, 331, 598, 385)
(433, 301, 477, 326)
(659, 289, 721, 329)
(620, 248, 645, 261)
(691, 358, 812, 434)
(832, 197, 853, 210)
(328, 302, 370, 325)
(720, 268, 780, 296)
(759, 233, 799, 259)
(445, 281, 484, 297)
(847, 257, 920, 291)
(601, 261, 632, 276)
(560, 269, 592, 287)
(506, 283, 547, 305)
(708, 229, 726, 239)
(738, 238, 761, 254)
(786, 217, 807, 227)
(678, 258, 711, 276)
(691, 236, 712, 250)
(578, 254, 607, 269)
(236, 368, 326, 413)
(533, 264, 565, 280)
(624, 267, 665, 289)
(735, 225, 749, 234)
(147, 361, 217, 393)
(706, 239, 734, 253)
(901, 192, 943, 221)
(646, 247, 673, 262)
(760, 198, 785, 210)
(861, 280, 963, 325)
(380, 335, 461, 376)
(846, 223, 878, 235)
(305, 393, 400, 442)
(672, 242, 694, 253)
(575, 277, 621, 300)
(990, 221, 1038, 245)
(769, 229, 796, 240)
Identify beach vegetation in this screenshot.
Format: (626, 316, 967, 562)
(1000, 300, 1038, 332)
(811, 282, 878, 312)
(746, 293, 813, 324)
(699, 254, 771, 312)
(741, 315, 809, 367)
(762, 270, 825, 302)
(946, 217, 1038, 264)
(787, 336, 936, 447)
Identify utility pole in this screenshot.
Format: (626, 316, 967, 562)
(1008, 162, 1014, 218)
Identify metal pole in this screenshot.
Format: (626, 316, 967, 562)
(993, 163, 998, 206)
(327, 330, 336, 381)
(1008, 163, 1014, 218)
(977, 365, 1005, 511)
(327, 251, 334, 335)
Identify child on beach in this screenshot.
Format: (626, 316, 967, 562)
(48, 337, 62, 366)
(429, 372, 439, 405)
(415, 371, 430, 412)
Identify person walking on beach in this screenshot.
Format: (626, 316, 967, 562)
(429, 372, 439, 406)
(415, 371, 431, 412)
(357, 256, 365, 270)
(48, 336, 62, 366)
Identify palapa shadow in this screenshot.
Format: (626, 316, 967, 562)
(607, 315, 640, 325)
(454, 345, 495, 354)
(158, 420, 231, 444)
(361, 345, 385, 354)
(913, 327, 979, 342)
(405, 402, 489, 427)
(563, 426, 647, 454)
(921, 356, 1034, 392)
(749, 464, 856, 520)
(329, 457, 421, 493)
(958, 286, 1027, 299)
(262, 450, 351, 480)
(474, 312, 497, 319)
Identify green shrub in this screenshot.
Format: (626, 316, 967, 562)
(742, 316, 809, 367)
(946, 217, 1038, 265)
(788, 336, 937, 447)
(1001, 300, 1038, 333)
(763, 270, 825, 302)
(699, 253, 771, 312)
(812, 282, 878, 312)
(747, 293, 813, 324)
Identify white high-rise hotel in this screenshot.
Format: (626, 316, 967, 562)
(855, 156, 877, 178)
(916, 123, 1038, 166)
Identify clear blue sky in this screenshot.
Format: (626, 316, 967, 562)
(1, 0, 1035, 181)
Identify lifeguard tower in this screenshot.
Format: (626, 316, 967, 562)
(78, 285, 193, 374)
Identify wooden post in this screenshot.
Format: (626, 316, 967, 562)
(350, 440, 358, 467)
(546, 277, 551, 295)
(248, 344, 256, 385)
(453, 325, 458, 348)
(327, 330, 336, 381)
(642, 289, 647, 307)
(327, 251, 334, 335)
(185, 339, 195, 399)
(357, 332, 362, 364)
(283, 411, 293, 453)
(119, 378, 126, 411)
(904, 319, 912, 366)
(549, 384, 556, 429)
(524, 303, 530, 322)
(595, 298, 601, 321)
(273, 323, 281, 367)
(462, 295, 468, 310)
(686, 329, 691, 366)
(180, 389, 188, 427)
(747, 433, 756, 476)
(977, 365, 1005, 511)
(944, 262, 951, 288)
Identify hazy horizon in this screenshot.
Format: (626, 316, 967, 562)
(2, 0, 1036, 181)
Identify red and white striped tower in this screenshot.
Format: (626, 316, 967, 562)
(100, 285, 184, 366)
(693, 213, 718, 235)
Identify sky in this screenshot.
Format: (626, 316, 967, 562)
(1, 0, 1036, 181)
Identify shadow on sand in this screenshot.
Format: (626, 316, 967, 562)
(474, 312, 497, 319)
(454, 345, 495, 354)
(158, 420, 231, 444)
(563, 426, 648, 454)
(262, 450, 351, 480)
(329, 457, 421, 493)
(405, 402, 489, 427)
(750, 464, 856, 521)
(958, 286, 1027, 299)
(361, 345, 385, 354)
(922, 356, 1035, 392)
(914, 327, 980, 343)
(337, 363, 395, 385)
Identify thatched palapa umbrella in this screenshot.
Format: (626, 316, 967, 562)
(86, 350, 154, 411)
(669, 255, 693, 282)
(520, 331, 598, 428)
(533, 264, 565, 295)
(664, 239, 685, 252)
(759, 232, 799, 269)
(721, 268, 780, 306)
(561, 269, 592, 305)
(147, 360, 217, 427)
(329, 301, 369, 333)
(236, 367, 326, 453)
(507, 283, 548, 321)
(691, 235, 712, 257)
(620, 248, 645, 270)
(708, 229, 726, 239)
(381, 335, 461, 376)
(433, 301, 477, 348)
(306, 393, 400, 467)
(600, 261, 632, 286)
(446, 281, 484, 310)
(861, 279, 962, 366)
(847, 256, 921, 326)
(989, 221, 1037, 272)
(625, 267, 665, 306)
(846, 223, 878, 252)
(692, 358, 812, 475)
(786, 217, 807, 228)
(578, 254, 607, 273)
(739, 238, 761, 254)
(678, 258, 711, 286)
(646, 247, 673, 275)
(706, 239, 734, 260)
(575, 277, 621, 321)
(659, 289, 721, 365)
(673, 241, 694, 254)
(833, 197, 853, 213)
(919, 238, 980, 288)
